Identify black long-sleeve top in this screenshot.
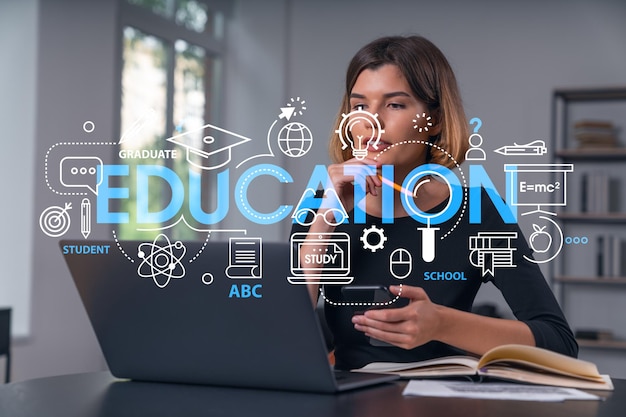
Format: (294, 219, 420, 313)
(292, 188, 578, 370)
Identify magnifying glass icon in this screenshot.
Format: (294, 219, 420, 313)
(402, 170, 454, 263)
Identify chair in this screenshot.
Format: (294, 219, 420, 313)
(0, 307, 11, 383)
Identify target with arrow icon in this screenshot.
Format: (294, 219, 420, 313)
(39, 202, 73, 237)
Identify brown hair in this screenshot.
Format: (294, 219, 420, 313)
(329, 35, 469, 168)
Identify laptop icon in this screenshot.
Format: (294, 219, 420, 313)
(60, 239, 396, 393)
(288, 232, 354, 285)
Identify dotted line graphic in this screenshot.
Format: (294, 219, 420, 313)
(320, 284, 403, 307)
(189, 233, 211, 263)
(112, 229, 135, 263)
(237, 166, 291, 221)
(373, 140, 467, 239)
(44, 141, 116, 196)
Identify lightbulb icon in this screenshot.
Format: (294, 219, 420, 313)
(336, 109, 384, 160)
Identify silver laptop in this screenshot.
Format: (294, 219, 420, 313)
(60, 238, 397, 393)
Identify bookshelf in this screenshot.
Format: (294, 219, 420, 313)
(555, 148, 626, 160)
(576, 339, 626, 350)
(554, 276, 626, 285)
(551, 87, 626, 366)
(556, 213, 626, 223)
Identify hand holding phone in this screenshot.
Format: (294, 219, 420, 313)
(341, 285, 407, 347)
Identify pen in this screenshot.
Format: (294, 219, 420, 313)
(494, 140, 547, 156)
(81, 198, 91, 239)
(377, 175, 413, 196)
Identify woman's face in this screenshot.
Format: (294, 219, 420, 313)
(348, 64, 435, 176)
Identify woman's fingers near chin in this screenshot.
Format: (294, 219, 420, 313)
(366, 177, 378, 196)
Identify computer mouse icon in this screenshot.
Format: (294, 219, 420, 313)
(389, 248, 412, 279)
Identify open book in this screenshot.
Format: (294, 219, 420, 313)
(356, 344, 613, 391)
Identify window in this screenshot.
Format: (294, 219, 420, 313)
(118, 0, 229, 240)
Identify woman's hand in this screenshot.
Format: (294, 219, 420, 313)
(351, 285, 442, 350)
(351, 284, 536, 355)
(326, 157, 381, 217)
(303, 158, 381, 305)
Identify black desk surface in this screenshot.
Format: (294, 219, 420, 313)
(0, 372, 623, 417)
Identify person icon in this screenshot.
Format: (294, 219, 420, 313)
(465, 132, 486, 160)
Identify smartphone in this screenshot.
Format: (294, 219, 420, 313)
(341, 285, 395, 313)
(341, 285, 406, 347)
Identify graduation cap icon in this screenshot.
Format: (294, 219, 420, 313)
(166, 123, 252, 170)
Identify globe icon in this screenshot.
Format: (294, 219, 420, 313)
(277, 122, 313, 157)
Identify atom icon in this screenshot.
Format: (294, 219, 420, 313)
(137, 234, 186, 288)
(39, 202, 72, 237)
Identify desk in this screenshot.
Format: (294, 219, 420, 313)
(0, 372, 622, 417)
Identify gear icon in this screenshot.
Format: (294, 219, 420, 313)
(360, 225, 387, 252)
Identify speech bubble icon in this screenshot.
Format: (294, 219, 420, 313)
(60, 156, 103, 195)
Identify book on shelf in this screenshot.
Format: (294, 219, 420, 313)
(580, 172, 620, 213)
(622, 237, 626, 278)
(596, 235, 604, 276)
(572, 119, 620, 149)
(354, 344, 613, 391)
(574, 120, 615, 130)
(596, 234, 625, 278)
(612, 235, 622, 278)
(575, 134, 619, 148)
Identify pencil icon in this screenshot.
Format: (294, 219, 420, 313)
(81, 198, 91, 239)
(494, 140, 547, 156)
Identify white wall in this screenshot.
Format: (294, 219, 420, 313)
(222, 0, 290, 240)
(10, 0, 119, 382)
(283, 0, 626, 194)
(0, 0, 37, 339)
(6, 0, 626, 381)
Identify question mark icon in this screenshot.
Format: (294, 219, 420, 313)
(466, 117, 486, 161)
(469, 117, 482, 133)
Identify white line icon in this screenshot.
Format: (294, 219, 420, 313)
(119, 108, 156, 144)
(137, 234, 187, 288)
(225, 237, 263, 279)
(59, 156, 103, 195)
(523, 215, 564, 265)
(80, 198, 91, 239)
(336, 109, 384, 160)
(291, 188, 349, 226)
(412, 112, 433, 133)
(237, 97, 309, 168)
(504, 163, 574, 216)
(167, 123, 252, 170)
(288, 232, 353, 285)
(389, 248, 412, 279)
(495, 140, 547, 156)
(469, 231, 518, 277)
(360, 225, 387, 252)
(39, 202, 72, 237)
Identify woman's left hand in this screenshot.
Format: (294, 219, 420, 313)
(351, 285, 443, 350)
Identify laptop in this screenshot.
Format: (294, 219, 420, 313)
(60, 238, 397, 393)
(288, 232, 354, 285)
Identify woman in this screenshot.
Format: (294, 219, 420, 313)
(293, 35, 577, 370)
